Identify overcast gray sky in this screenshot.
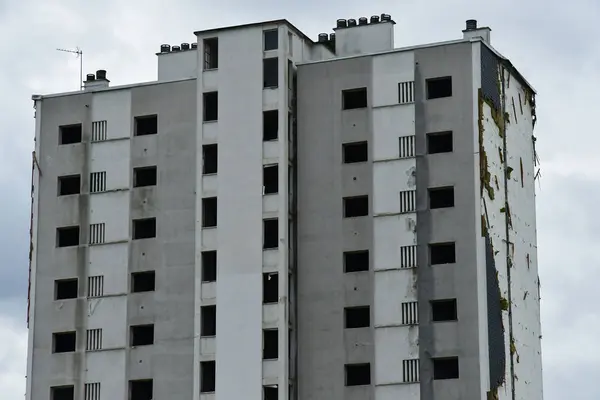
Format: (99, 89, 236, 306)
(1, 0, 598, 398)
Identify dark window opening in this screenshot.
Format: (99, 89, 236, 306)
(131, 271, 155, 293)
(427, 131, 453, 154)
(203, 144, 218, 174)
(58, 175, 81, 196)
(55, 279, 78, 300)
(134, 115, 158, 136)
(343, 196, 369, 218)
(130, 379, 153, 400)
(345, 363, 371, 386)
(343, 141, 368, 163)
(429, 187, 455, 209)
(59, 124, 82, 145)
(51, 385, 74, 400)
(345, 306, 370, 328)
(203, 38, 218, 70)
(203, 92, 218, 122)
(433, 357, 459, 380)
(344, 250, 369, 273)
(132, 218, 156, 240)
(202, 251, 217, 282)
(431, 299, 458, 322)
(53, 331, 76, 353)
(263, 110, 278, 141)
(263, 219, 278, 249)
(264, 29, 279, 51)
(430, 242, 456, 265)
(263, 329, 278, 359)
(130, 324, 154, 346)
(200, 361, 216, 393)
(426, 77, 452, 99)
(133, 166, 157, 187)
(263, 58, 278, 88)
(342, 88, 367, 110)
(263, 165, 278, 194)
(202, 197, 218, 228)
(201, 305, 216, 336)
(264, 385, 278, 400)
(57, 226, 79, 247)
(263, 272, 278, 304)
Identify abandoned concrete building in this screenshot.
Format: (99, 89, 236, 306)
(27, 15, 542, 400)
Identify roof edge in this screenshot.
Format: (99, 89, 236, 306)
(31, 77, 197, 100)
(480, 40, 536, 95)
(194, 19, 315, 44)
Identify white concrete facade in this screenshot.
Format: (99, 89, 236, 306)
(28, 16, 541, 400)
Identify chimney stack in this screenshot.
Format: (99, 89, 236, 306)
(84, 70, 110, 90)
(463, 19, 491, 44)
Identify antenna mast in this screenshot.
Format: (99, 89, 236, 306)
(56, 47, 83, 90)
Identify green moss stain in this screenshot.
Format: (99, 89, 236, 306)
(481, 214, 488, 237)
(500, 297, 509, 311)
(494, 175, 500, 190)
(487, 389, 499, 400)
(498, 147, 504, 164)
(507, 166, 514, 179)
(478, 90, 495, 200)
(504, 112, 510, 123)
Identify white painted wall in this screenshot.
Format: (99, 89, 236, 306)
(371, 51, 419, 399)
(85, 352, 126, 400)
(87, 297, 128, 349)
(480, 98, 512, 400)
(372, 107, 414, 160)
(89, 192, 129, 242)
(372, 52, 413, 108)
(91, 90, 132, 140)
(335, 22, 394, 57)
(195, 24, 267, 400)
(470, 42, 491, 398)
(158, 50, 198, 81)
(501, 64, 543, 400)
(88, 243, 129, 295)
(90, 141, 131, 190)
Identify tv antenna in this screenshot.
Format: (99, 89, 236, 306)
(56, 47, 83, 90)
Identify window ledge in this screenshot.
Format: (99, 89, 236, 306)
(91, 188, 129, 194)
(203, 120, 218, 124)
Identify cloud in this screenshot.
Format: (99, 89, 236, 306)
(0, 299, 27, 399)
(0, 0, 598, 399)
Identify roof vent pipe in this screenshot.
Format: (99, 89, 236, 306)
(336, 19, 347, 28)
(96, 70, 107, 80)
(370, 15, 380, 23)
(466, 19, 478, 30)
(329, 33, 336, 41)
(381, 14, 392, 22)
(348, 19, 357, 27)
(318, 33, 329, 42)
(191, 43, 198, 49)
(86, 74, 95, 81)
(160, 44, 170, 53)
(358, 17, 368, 25)
(181, 43, 190, 50)
(172, 45, 181, 52)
